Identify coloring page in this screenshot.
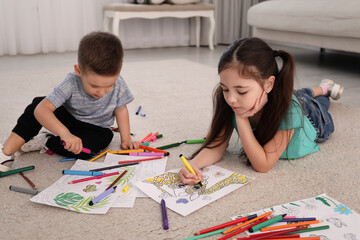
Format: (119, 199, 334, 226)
(136, 165, 254, 216)
(104, 153, 168, 199)
(232, 193, 360, 239)
(30, 160, 136, 214)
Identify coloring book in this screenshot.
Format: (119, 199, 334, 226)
(232, 193, 360, 239)
(30, 160, 136, 214)
(104, 153, 168, 199)
(136, 165, 254, 216)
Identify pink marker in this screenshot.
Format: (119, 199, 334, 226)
(129, 152, 165, 157)
(62, 141, 92, 154)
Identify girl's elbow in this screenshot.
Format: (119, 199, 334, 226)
(253, 166, 271, 173)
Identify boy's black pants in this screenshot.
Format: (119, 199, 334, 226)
(12, 97, 113, 160)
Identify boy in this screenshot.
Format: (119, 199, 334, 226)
(0, 32, 139, 171)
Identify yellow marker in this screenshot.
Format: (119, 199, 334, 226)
(89, 149, 111, 162)
(179, 154, 202, 186)
(122, 184, 130, 193)
(109, 149, 144, 154)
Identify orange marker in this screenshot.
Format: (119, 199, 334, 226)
(261, 220, 322, 232)
(89, 149, 110, 162)
(223, 211, 273, 234)
(109, 149, 144, 154)
(140, 132, 152, 143)
(139, 145, 169, 155)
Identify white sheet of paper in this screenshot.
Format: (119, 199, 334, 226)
(231, 193, 360, 238)
(104, 153, 168, 200)
(30, 160, 136, 214)
(136, 165, 254, 216)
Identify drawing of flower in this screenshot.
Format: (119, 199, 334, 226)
(334, 204, 353, 215)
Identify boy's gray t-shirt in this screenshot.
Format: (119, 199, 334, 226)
(46, 72, 134, 129)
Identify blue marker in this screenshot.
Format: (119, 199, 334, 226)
(59, 157, 77, 162)
(89, 186, 117, 206)
(62, 170, 103, 176)
(136, 105, 141, 115)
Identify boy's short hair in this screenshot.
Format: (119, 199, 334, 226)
(78, 32, 123, 76)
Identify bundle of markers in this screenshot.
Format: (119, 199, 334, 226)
(185, 211, 330, 240)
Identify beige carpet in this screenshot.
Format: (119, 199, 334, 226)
(0, 59, 359, 240)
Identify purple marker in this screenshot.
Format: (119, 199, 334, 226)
(161, 199, 169, 230)
(136, 105, 141, 115)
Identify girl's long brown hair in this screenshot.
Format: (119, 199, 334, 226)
(192, 38, 295, 158)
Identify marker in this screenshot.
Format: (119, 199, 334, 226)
(150, 134, 163, 142)
(185, 139, 206, 144)
(157, 142, 182, 150)
(136, 105, 141, 115)
(219, 217, 270, 240)
(0, 166, 35, 178)
(261, 219, 322, 232)
(140, 113, 146, 117)
(139, 145, 169, 155)
(194, 214, 258, 235)
(19, 172, 37, 190)
(61, 141, 92, 154)
(129, 152, 164, 157)
(89, 162, 139, 172)
(109, 149, 144, 154)
(280, 217, 317, 222)
(9, 185, 40, 195)
(106, 170, 127, 190)
(68, 171, 120, 184)
(249, 214, 287, 232)
(122, 184, 130, 193)
(89, 149, 110, 162)
(179, 154, 202, 187)
(140, 132, 153, 143)
(223, 211, 273, 234)
(89, 186, 117, 206)
(118, 157, 163, 164)
(161, 199, 169, 230)
(62, 170, 103, 176)
(59, 157, 77, 162)
(236, 227, 308, 240)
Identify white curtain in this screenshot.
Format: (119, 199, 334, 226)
(0, 0, 261, 56)
(0, 0, 103, 56)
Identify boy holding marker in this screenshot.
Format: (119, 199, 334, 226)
(0, 32, 139, 168)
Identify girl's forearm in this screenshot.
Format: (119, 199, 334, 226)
(235, 117, 269, 172)
(190, 138, 229, 169)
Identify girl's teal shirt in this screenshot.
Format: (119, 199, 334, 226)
(233, 94, 320, 159)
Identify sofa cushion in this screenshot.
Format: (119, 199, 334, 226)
(248, 0, 360, 38)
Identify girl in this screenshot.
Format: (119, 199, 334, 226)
(179, 38, 344, 184)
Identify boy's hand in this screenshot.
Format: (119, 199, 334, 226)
(178, 166, 203, 185)
(120, 140, 140, 150)
(61, 134, 83, 155)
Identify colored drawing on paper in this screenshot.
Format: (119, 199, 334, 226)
(83, 185, 97, 192)
(30, 160, 137, 214)
(136, 165, 254, 216)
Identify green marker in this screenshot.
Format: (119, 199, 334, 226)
(249, 214, 286, 233)
(157, 142, 182, 150)
(185, 139, 206, 144)
(285, 225, 330, 234)
(0, 166, 35, 178)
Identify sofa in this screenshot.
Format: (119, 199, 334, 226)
(247, 0, 360, 54)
